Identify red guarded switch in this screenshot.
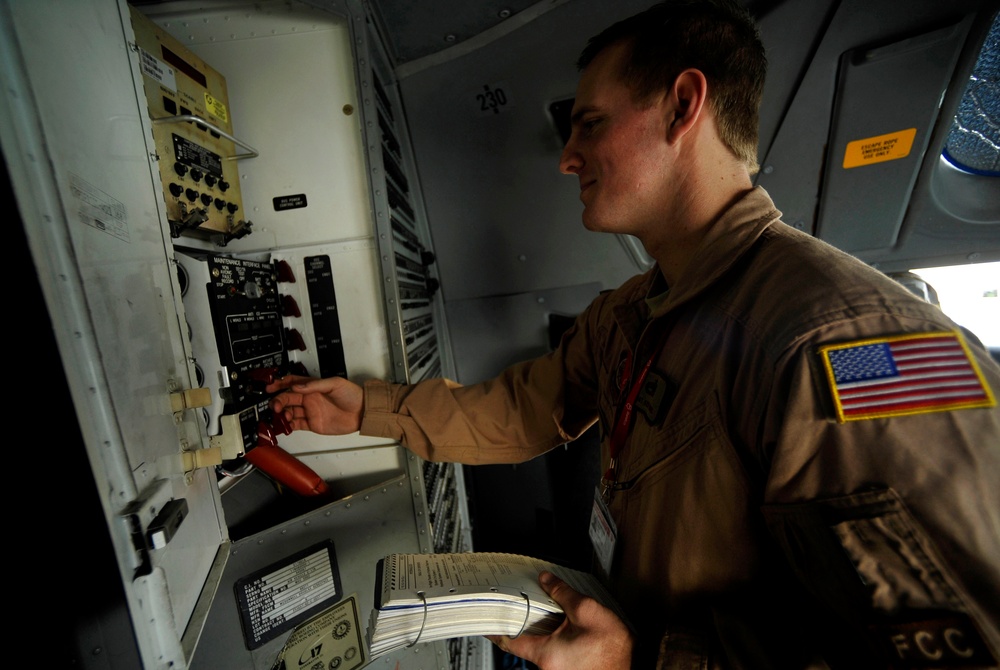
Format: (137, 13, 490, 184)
(275, 259, 296, 283)
(281, 294, 302, 317)
(272, 409, 293, 436)
(285, 328, 307, 351)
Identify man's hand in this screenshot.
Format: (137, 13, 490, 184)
(266, 375, 364, 435)
(486, 571, 633, 670)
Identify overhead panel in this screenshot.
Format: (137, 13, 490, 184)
(816, 19, 973, 253)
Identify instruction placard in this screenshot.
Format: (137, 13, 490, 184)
(843, 128, 917, 169)
(235, 540, 343, 650)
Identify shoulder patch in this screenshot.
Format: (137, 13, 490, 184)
(818, 331, 996, 422)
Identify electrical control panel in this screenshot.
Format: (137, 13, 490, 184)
(3, 2, 473, 667)
(130, 7, 253, 244)
(176, 250, 292, 461)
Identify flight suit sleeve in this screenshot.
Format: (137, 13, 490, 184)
(359, 297, 606, 464)
(760, 321, 1000, 667)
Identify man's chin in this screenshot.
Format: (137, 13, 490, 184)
(581, 213, 610, 233)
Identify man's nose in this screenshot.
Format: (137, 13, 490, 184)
(559, 140, 582, 175)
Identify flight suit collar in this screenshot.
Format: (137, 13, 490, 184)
(614, 186, 782, 342)
(662, 186, 782, 312)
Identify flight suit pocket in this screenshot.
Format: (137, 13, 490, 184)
(614, 396, 758, 599)
(763, 488, 998, 668)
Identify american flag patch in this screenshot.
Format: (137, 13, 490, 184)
(819, 332, 995, 422)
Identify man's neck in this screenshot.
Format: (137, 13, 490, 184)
(643, 168, 754, 287)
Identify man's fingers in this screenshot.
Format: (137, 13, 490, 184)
(264, 373, 313, 393)
(291, 376, 346, 395)
(539, 572, 585, 613)
(485, 635, 505, 650)
(490, 633, 544, 667)
(269, 391, 301, 413)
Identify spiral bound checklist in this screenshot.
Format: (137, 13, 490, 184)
(366, 552, 626, 659)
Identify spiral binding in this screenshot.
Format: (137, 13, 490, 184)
(514, 591, 531, 638)
(407, 591, 428, 648)
(403, 589, 533, 647)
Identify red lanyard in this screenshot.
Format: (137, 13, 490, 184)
(602, 337, 666, 497)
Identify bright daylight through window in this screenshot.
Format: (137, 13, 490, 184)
(909, 262, 1000, 350)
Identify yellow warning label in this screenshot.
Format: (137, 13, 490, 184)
(204, 92, 228, 124)
(843, 128, 917, 169)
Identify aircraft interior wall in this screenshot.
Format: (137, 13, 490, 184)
(3, 0, 997, 668)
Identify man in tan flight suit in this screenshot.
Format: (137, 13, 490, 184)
(270, 1, 1000, 667)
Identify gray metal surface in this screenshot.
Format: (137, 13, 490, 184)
(1, 2, 227, 666)
(755, 0, 998, 271)
(189, 455, 453, 670)
(395, 0, 654, 305)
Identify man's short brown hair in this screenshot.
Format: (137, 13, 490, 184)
(578, 0, 767, 174)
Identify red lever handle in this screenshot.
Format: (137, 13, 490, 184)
(245, 421, 328, 496)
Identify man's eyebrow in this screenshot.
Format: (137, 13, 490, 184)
(570, 105, 599, 124)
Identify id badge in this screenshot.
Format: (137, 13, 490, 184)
(589, 486, 618, 577)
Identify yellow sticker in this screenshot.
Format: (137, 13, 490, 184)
(842, 128, 917, 169)
(271, 594, 366, 670)
(204, 91, 228, 124)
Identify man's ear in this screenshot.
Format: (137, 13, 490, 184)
(666, 68, 708, 143)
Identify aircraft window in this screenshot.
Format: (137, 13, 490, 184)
(943, 12, 999, 176)
(908, 261, 1000, 350)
